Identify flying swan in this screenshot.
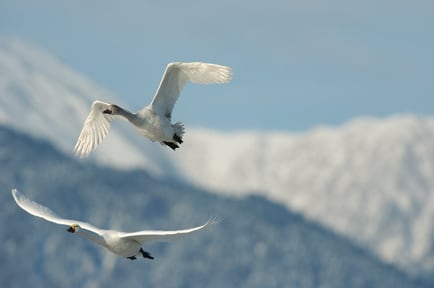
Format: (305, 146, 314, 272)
(73, 62, 232, 157)
(12, 189, 217, 260)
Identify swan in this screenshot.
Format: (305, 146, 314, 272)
(73, 62, 232, 157)
(11, 188, 217, 260)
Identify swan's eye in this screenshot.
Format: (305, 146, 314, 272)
(102, 109, 112, 114)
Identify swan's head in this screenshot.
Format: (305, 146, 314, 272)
(102, 104, 121, 115)
(67, 224, 80, 233)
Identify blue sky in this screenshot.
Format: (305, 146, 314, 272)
(1, 0, 433, 132)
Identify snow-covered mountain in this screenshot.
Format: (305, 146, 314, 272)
(173, 117, 434, 277)
(1, 37, 434, 279)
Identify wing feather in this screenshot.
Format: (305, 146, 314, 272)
(150, 62, 232, 118)
(11, 189, 102, 234)
(120, 217, 219, 244)
(73, 101, 113, 158)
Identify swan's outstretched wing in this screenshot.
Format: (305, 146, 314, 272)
(74, 100, 113, 158)
(120, 217, 219, 244)
(150, 62, 232, 118)
(11, 189, 103, 234)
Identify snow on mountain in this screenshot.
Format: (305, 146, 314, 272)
(1, 37, 434, 278)
(172, 116, 434, 276)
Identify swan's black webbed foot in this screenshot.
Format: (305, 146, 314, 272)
(140, 248, 154, 260)
(163, 141, 179, 150)
(173, 134, 183, 144)
(127, 256, 137, 261)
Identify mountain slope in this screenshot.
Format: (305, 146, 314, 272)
(0, 126, 427, 288)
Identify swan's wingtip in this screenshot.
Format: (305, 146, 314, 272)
(72, 146, 89, 159)
(11, 188, 23, 203)
(207, 216, 223, 226)
(11, 188, 18, 196)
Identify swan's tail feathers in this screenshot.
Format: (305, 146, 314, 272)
(163, 122, 184, 150)
(173, 122, 185, 144)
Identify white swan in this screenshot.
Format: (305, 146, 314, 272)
(12, 189, 217, 260)
(74, 62, 232, 157)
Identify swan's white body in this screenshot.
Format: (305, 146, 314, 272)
(74, 62, 232, 157)
(12, 189, 216, 260)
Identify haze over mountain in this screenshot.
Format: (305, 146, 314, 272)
(1, 37, 434, 280)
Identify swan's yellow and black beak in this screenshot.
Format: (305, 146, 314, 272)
(67, 224, 78, 233)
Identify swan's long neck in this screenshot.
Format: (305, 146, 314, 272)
(113, 105, 137, 122)
(76, 229, 106, 247)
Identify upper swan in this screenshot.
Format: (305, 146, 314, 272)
(73, 62, 232, 157)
